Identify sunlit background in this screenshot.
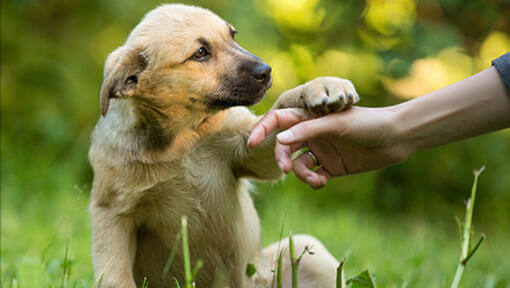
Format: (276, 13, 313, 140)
(2, 0, 510, 286)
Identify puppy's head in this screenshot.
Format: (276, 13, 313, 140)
(99, 4, 272, 118)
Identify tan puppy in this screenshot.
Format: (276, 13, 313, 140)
(89, 4, 358, 288)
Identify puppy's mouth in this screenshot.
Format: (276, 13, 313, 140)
(206, 76, 272, 110)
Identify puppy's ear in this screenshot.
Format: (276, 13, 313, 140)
(99, 46, 147, 116)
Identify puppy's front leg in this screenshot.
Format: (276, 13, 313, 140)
(90, 204, 137, 288)
(217, 107, 284, 181)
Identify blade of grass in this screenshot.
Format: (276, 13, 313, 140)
(462, 234, 486, 265)
(61, 239, 69, 288)
(289, 232, 298, 288)
(291, 147, 309, 161)
(336, 258, 347, 288)
(182, 216, 192, 288)
(191, 260, 203, 280)
(295, 245, 313, 265)
(289, 233, 315, 288)
(163, 231, 182, 278)
(141, 277, 148, 288)
(450, 166, 485, 288)
(92, 273, 103, 288)
(277, 251, 283, 288)
(271, 210, 287, 288)
(41, 221, 64, 265)
(173, 277, 181, 288)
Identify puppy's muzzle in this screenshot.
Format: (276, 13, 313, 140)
(206, 57, 272, 110)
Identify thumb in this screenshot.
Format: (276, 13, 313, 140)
(276, 117, 334, 145)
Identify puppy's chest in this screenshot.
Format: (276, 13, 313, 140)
(135, 154, 258, 273)
(132, 148, 262, 286)
(137, 152, 240, 232)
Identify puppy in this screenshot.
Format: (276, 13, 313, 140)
(89, 4, 358, 288)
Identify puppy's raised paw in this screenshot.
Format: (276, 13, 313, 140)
(301, 77, 359, 115)
(274, 76, 359, 115)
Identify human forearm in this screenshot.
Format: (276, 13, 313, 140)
(393, 66, 510, 155)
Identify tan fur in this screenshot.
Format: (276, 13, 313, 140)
(89, 4, 358, 288)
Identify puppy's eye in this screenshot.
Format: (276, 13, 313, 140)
(231, 30, 237, 39)
(193, 47, 209, 61)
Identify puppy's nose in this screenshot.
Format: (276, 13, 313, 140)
(252, 63, 272, 86)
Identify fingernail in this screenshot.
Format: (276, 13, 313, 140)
(277, 161, 285, 171)
(277, 130, 293, 143)
(306, 176, 315, 184)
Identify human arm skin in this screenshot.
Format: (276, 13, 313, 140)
(248, 66, 510, 189)
(394, 66, 510, 153)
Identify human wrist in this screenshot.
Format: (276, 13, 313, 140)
(387, 101, 421, 159)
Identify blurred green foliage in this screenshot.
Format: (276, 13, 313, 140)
(2, 0, 510, 287)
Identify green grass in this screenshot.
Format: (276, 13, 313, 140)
(2, 171, 510, 287)
(450, 167, 486, 288)
(256, 176, 510, 287)
(3, 0, 510, 286)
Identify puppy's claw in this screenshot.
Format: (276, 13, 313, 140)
(327, 100, 341, 112)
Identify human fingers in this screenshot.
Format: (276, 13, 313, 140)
(275, 115, 340, 145)
(292, 151, 327, 189)
(248, 108, 310, 148)
(275, 143, 305, 173)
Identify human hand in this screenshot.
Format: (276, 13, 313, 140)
(250, 67, 510, 189)
(248, 106, 410, 189)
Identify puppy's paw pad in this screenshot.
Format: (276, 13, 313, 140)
(302, 77, 359, 115)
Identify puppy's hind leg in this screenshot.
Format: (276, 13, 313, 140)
(263, 235, 339, 288)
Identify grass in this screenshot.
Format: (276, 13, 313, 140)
(257, 174, 510, 287)
(450, 167, 486, 288)
(181, 217, 192, 288)
(176, 165, 485, 288)
(2, 170, 510, 287)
